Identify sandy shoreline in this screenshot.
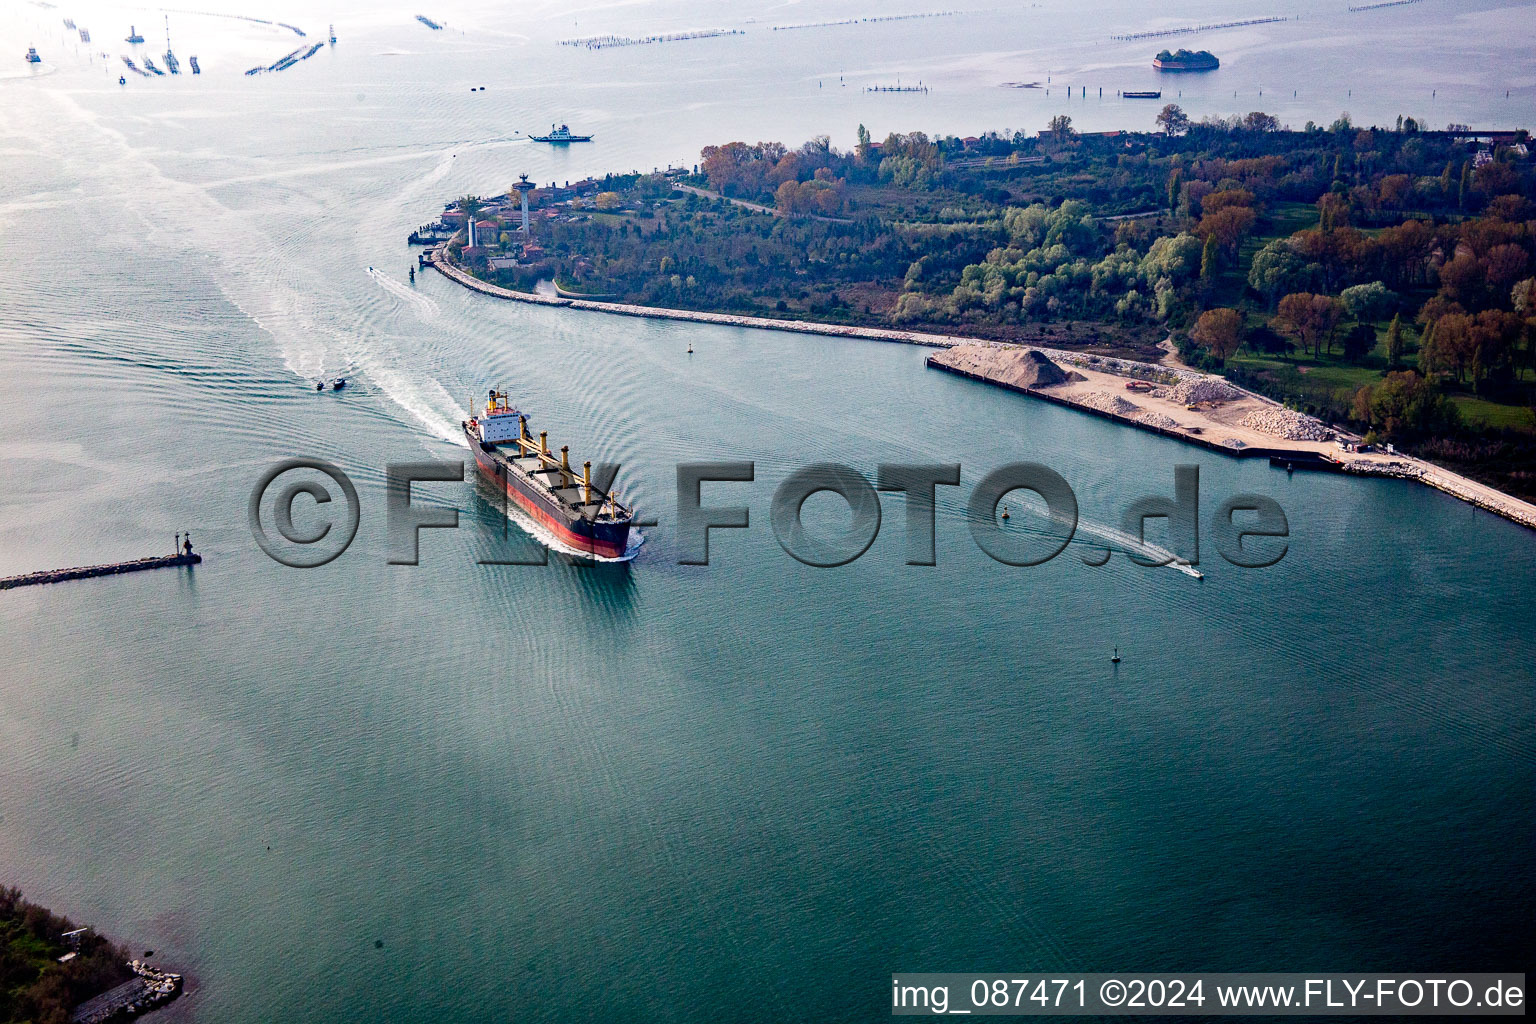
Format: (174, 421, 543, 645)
(426, 248, 1536, 533)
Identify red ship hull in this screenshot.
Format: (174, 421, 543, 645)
(469, 441, 630, 558)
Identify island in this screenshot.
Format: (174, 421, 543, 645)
(1, 886, 182, 1024)
(1153, 48, 1220, 71)
(414, 112, 1536, 513)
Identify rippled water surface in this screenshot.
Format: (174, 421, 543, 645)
(1, 0, 1533, 1020)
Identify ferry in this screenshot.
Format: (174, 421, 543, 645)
(464, 390, 634, 558)
(24, 47, 41, 63)
(531, 123, 593, 143)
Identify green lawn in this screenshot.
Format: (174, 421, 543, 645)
(1450, 395, 1536, 431)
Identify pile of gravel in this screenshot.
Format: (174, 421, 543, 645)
(1221, 437, 1248, 449)
(1076, 391, 1142, 416)
(1138, 411, 1179, 429)
(1164, 378, 1244, 404)
(1240, 407, 1331, 441)
(929, 344, 1084, 389)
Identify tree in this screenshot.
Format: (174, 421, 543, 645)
(1274, 292, 1342, 358)
(1242, 110, 1281, 133)
(1156, 103, 1190, 136)
(1351, 371, 1460, 438)
(1200, 233, 1219, 287)
(1249, 240, 1307, 310)
(1342, 322, 1376, 361)
(1197, 206, 1256, 259)
(1046, 114, 1076, 145)
(1166, 167, 1183, 211)
(1191, 308, 1244, 360)
(1340, 281, 1396, 325)
(1385, 313, 1405, 368)
(594, 191, 622, 211)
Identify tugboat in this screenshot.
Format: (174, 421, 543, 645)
(530, 123, 593, 143)
(188, 55, 199, 74)
(125, 25, 144, 43)
(24, 47, 41, 63)
(465, 390, 635, 558)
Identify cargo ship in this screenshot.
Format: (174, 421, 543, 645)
(464, 391, 634, 558)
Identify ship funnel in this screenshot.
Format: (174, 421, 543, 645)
(583, 462, 593, 506)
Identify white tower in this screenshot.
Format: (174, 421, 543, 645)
(512, 174, 535, 235)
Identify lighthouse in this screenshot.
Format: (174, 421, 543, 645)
(512, 174, 535, 235)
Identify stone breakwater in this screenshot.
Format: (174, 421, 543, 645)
(428, 253, 1536, 533)
(69, 961, 182, 1024)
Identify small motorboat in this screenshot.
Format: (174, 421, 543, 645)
(330, 377, 347, 391)
(315, 380, 325, 391)
(119, 74, 126, 84)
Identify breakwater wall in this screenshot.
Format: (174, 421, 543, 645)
(2, 551, 200, 591)
(1111, 16, 1287, 41)
(69, 961, 182, 1024)
(559, 28, 743, 49)
(773, 10, 967, 31)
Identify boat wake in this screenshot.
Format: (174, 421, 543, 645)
(1071, 513, 1204, 578)
(367, 266, 439, 319)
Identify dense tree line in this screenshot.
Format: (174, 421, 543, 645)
(461, 111, 1533, 479)
(1, 887, 132, 1024)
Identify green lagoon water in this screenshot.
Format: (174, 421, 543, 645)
(1, 0, 1533, 1019)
